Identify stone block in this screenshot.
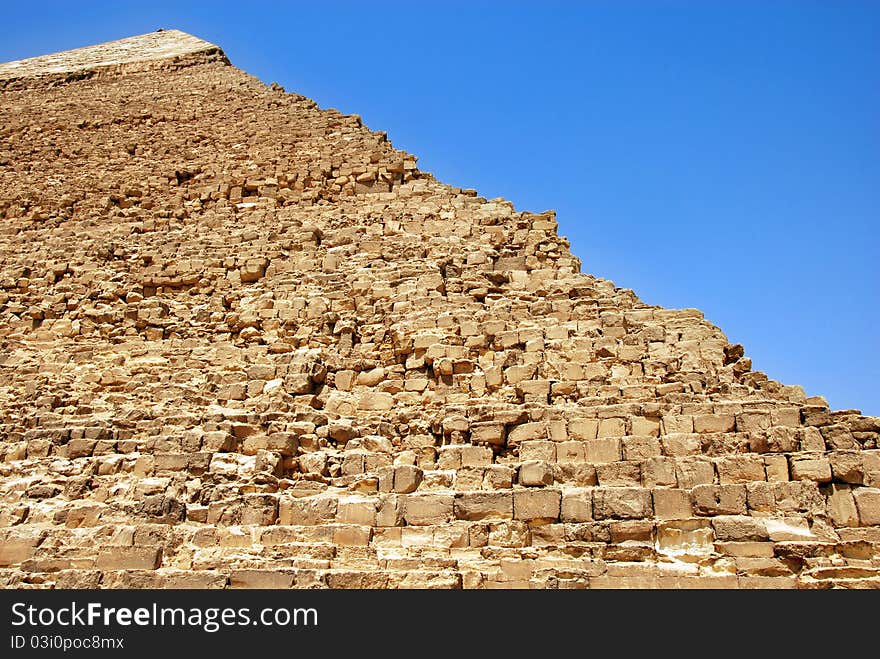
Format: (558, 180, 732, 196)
(827, 484, 860, 527)
(336, 497, 377, 526)
(555, 441, 585, 463)
(693, 414, 736, 433)
(584, 438, 621, 464)
(393, 465, 423, 493)
(568, 418, 598, 440)
(507, 422, 546, 444)
(597, 418, 625, 438)
(711, 515, 768, 541)
(675, 457, 715, 488)
(520, 440, 556, 462)
(853, 487, 880, 526)
(652, 489, 693, 520)
(96, 547, 161, 570)
(279, 495, 337, 525)
(829, 451, 865, 485)
(403, 494, 454, 526)
(790, 456, 832, 483)
(0, 530, 44, 566)
(717, 455, 766, 484)
(622, 436, 662, 460)
(630, 416, 660, 436)
(357, 392, 394, 411)
(656, 520, 714, 554)
(596, 462, 641, 487)
(333, 525, 372, 546)
(229, 570, 295, 589)
(593, 487, 653, 520)
(454, 492, 513, 520)
(461, 445, 493, 467)
(560, 488, 593, 522)
(518, 460, 554, 487)
(513, 489, 561, 522)
(470, 423, 506, 446)
(642, 457, 677, 487)
(692, 484, 748, 515)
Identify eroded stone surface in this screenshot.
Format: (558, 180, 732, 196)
(1, 31, 879, 590)
(0, 29, 225, 81)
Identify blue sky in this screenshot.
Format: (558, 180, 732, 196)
(2, 1, 877, 414)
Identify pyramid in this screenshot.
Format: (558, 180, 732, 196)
(1, 30, 878, 590)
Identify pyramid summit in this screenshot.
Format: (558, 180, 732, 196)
(1, 31, 878, 589)
(0, 29, 225, 82)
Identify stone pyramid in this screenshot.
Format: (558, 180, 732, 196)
(1, 30, 878, 589)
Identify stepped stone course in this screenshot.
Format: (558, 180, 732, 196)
(1, 30, 878, 589)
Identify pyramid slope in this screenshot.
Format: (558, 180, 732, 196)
(0, 29, 225, 83)
(1, 32, 878, 589)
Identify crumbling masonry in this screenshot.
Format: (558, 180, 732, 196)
(1, 31, 878, 589)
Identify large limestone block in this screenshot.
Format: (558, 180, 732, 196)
(826, 484, 860, 527)
(561, 488, 593, 522)
(518, 460, 554, 487)
(96, 547, 162, 570)
(854, 488, 880, 526)
(454, 492, 513, 520)
(513, 489, 561, 522)
(584, 438, 621, 464)
(692, 484, 748, 515)
(652, 489, 693, 520)
(593, 487, 653, 520)
(789, 456, 832, 483)
(403, 494, 454, 525)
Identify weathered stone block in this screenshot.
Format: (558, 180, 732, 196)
(568, 418, 598, 440)
(693, 414, 736, 433)
(555, 441, 585, 463)
(357, 392, 394, 410)
(597, 418, 625, 438)
(692, 484, 748, 515)
(470, 423, 506, 446)
(652, 489, 693, 520)
(513, 489, 561, 522)
(560, 488, 593, 522)
(675, 457, 716, 488)
(96, 547, 161, 570)
(596, 462, 641, 487)
(336, 496, 377, 526)
(461, 445, 493, 466)
(853, 487, 880, 526)
(507, 422, 546, 444)
(454, 492, 513, 520)
(622, 436, 662, 460)
(230, 570, 295, 589)
(279, 495, 337, 525)
(393, 465, 423, 493)
(520, 440, 556, 462)
(790, 456, 832, 483)
(829, 451, 865, 485)
(717, 455, 766, 484)
(593, 487, 652, 519)
(711, 515, 768, 541)
(518, 460, 554, 487)
(827, 484, 860, 527)
(584, 438, 621, 464)
(403, 494, 454, 525)
(642, 457, 677, 487)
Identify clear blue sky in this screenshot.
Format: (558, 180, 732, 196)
(2, 1, 877, 415)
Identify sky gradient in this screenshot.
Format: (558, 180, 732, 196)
(2, 1, 877, 414)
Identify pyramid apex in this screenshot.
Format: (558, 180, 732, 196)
(0, 29, 225, 82)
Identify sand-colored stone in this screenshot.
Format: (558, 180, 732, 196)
(0, 30, 878, 589)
